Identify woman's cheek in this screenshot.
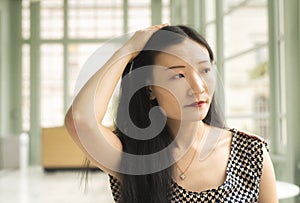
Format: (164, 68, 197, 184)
(154, 90, 183, 119)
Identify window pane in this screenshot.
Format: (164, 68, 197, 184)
(128, 0, 151, 32)
(68, 0, 123, 38)
(40, 0, 64, 39)
(41, 44, 64, 127)
(224, 48, 269, 116)
(224, 0, 267, 13)
(68, 0, 123, 7)
(22, 0, 30, 39)
(67, 43, 101, 101)
(205, 24, 216, 55)
(162, 0, 170, 24)
(224, 0, 248, 13)
(227, 117, 269, 140)
(205, 0, 215, 23)
(22, 45, 30, 131)
(68, 43, 121, 127)
(224, 1, 268, 58)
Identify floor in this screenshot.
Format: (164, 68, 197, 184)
(0, 167, 115, 203)
(1, 167, 299, 202)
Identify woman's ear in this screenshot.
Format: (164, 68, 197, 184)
(148, 86, 156, 100)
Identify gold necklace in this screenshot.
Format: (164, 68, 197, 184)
(175, 146, 199, 180)
(175, 125, 206, 181)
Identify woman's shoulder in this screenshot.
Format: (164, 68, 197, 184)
(229, 128, 269, 152)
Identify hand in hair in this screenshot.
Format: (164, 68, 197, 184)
(119, 23, 170, 61)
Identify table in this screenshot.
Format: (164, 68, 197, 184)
(276, 181, 300, 199)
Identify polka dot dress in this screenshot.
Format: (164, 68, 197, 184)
(109, 129, 268, 202)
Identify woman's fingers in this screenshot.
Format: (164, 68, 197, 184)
(119, 23, 171, 60)
(144, 23, 170, 30)
(150, 23, 170, 28)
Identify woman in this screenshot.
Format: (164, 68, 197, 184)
(65, 24, 278, 202)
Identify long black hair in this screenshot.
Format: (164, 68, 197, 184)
(113, 25, 225, 203)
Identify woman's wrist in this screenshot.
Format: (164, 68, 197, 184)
(115, 46, 137, 62)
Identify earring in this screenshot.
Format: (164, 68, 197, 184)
(148, 87, 156, 100)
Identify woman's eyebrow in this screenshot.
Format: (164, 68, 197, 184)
(165, 65, 186, 70)
(198, 60, 210, 64)
(164, 60, 210, 70)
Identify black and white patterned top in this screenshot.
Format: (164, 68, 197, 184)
(108, 129, 269, 202)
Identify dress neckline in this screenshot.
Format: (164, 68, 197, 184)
(171, 128, 238, 194)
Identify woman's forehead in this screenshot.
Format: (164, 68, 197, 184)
(154, 38, 210, 64)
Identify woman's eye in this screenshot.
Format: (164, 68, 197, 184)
(201, 68, 211, 74)
(172, 73, 185, 79)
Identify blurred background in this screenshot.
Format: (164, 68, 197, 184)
(0, 0, 299, 202)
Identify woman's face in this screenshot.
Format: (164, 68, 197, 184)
(150, 38, 216, 122)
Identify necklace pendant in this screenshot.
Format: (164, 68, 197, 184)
(180, 173, 186, 180)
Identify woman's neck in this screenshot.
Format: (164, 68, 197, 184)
(167, 119, 206, 150)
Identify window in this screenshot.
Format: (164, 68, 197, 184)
(68, 0, 123, 38)
(40, 0, 63, 39)
(67, 44, 101, 101)
(21, 0, 169, 128)
(203, 0, 289, 183)
(224, 0, 269, 138)
(40, 44, 64, 127)
(22, 45, 30, 131)
(128, 0, 151, 32)
(22, 0, 30, 39)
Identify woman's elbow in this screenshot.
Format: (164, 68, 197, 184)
(64, 108, 77, 136)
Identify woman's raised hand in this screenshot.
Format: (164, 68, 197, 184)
(119, 23, 170, 60)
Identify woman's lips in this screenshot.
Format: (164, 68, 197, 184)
(185, 101, 207, 107)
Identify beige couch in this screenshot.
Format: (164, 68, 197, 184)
(42, 126, 96, 170)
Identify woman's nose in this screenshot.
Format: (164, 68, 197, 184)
(187, 74, 206, 96)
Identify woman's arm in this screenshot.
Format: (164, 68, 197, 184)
(64, 24, 168, 178)
(64, 51, 130, 177)
(258, 145, 278, 203)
